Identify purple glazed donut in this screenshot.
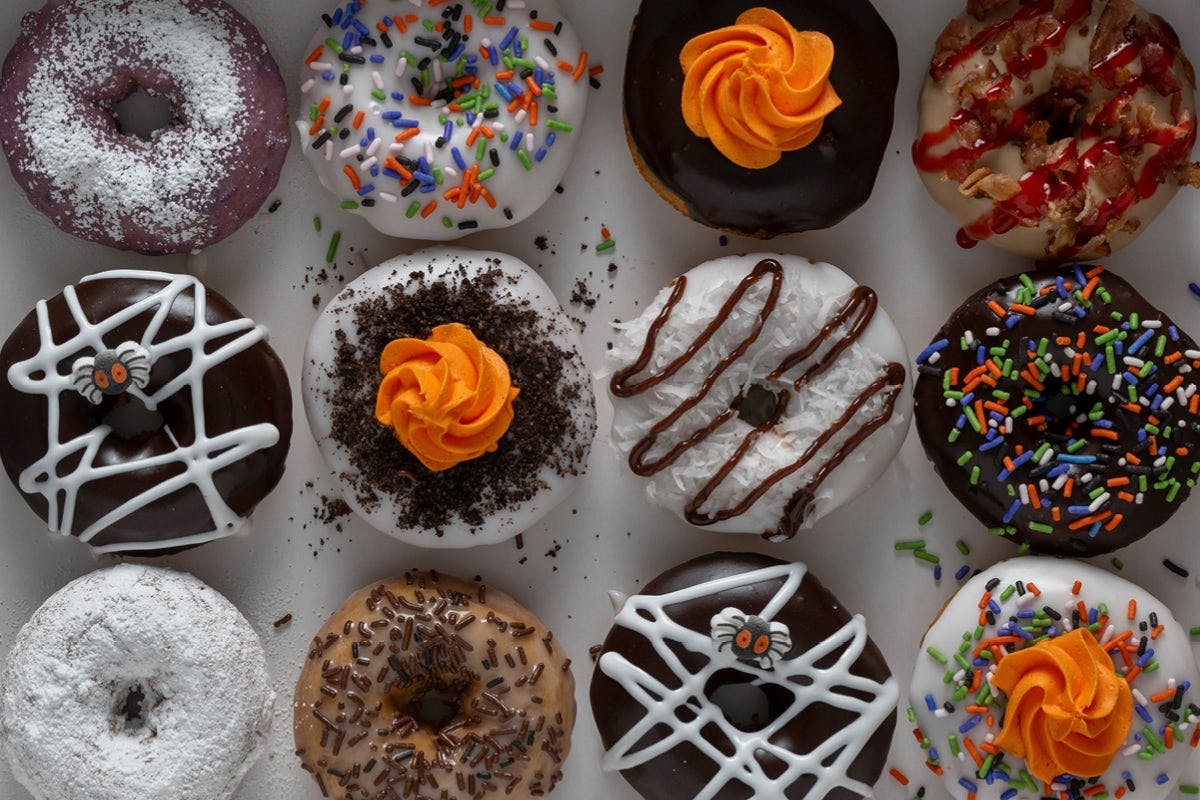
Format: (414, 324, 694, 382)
(0, 0, 289, 255)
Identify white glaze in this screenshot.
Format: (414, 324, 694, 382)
(915, 1, 1196, 259)
(302, 247, 596, 548)
(607, 253, 913, 537)
(0, 564, 274, 800)
(910, 556, 1200, 800)
(5, 271, 282, 554)
(296, 0, 590, 240)
(599, 560, 899, 800)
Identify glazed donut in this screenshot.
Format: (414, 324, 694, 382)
(607, 254, 911, 540)
(303, 248, 595, 548)
(294, 570, 576, 800)
(0, 564, 274, 800)
(0, 270, 292, 555)
(0, 0, 289, 255)
(591, 552, 898, 800)
(913, 0, 1199, 260)
(913, 265, 1200, 556)
(297, 0, 592, 240)
(623, 0, 899, 237)
(909, 556, 1200, 800)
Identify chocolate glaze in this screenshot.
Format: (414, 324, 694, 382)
(914, 267, 1200, 556)
(0, 275, 292, 554)
(611, 259, 906, 539)
(623, 0, 899, 237)
(590, 552, 896, 800)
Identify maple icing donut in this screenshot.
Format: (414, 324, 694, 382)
(909, 557, 1200, 800)
(0, 0, 289, 255)
(303, 248, 596, 548)
(0, 270, 292, 555)
(0, 564, 274, 800)
(297, 0, 593, 240)
(591, 552, 898, 800)
(294, 570, 576, 800)
(914, 265, 1200, 556)
(913, 0, 1199, 260)
(607, 254, 912, 540)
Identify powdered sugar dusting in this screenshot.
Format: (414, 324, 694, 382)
(0, 564, 273, 800)
(13, 0, 253, 248)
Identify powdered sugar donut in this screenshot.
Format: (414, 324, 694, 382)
(296, 0, 592, 240)
(607, 254, 912, 540)
(909, 557, 1200, 800)
(0, 0, 289, 255)
(0, 564, 274, 800)
(303, 247, 596, 547)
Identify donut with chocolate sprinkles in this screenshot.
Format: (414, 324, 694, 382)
(293, 570, 576, 800)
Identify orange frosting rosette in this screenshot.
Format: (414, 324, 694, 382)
(992, 628, 1133, 782)
(680, 7, 842, 170)
(374, 323, 519, 472)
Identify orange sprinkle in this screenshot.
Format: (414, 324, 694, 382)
(890, 769, 909, 786)
(342, 166, 362, 191)
(1071, 580, 1082, 595)
(463, 14, 472, 33)
(530, 19, 556, 31)
(420, 201, 438, 219)
(352, 111, 366, 130)
(572, 51, 589, 82)
(1125, 665, 1141, 684)
(483, 15, 505, 25)
(1127, 599, 1137, 620)
(305, 45, 325, 66)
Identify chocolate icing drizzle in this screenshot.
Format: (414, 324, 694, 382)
(611, 259, 906, 538)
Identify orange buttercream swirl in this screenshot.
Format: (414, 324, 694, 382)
(680, 8, 842, 169)
(375, 323, 519, 472)
(992, 628, 1133, 782)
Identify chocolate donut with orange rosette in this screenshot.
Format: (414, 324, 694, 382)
(910, 557, 1200, 800)
(623, 1, 898, 237)
(302, 248, 596, 548)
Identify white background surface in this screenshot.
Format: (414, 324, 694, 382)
(0, 1, 1198, 799)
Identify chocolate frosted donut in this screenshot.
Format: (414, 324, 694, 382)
(591, 552, 898, 800)
(0, 0, 289, 255)
(624, 0, 898, 237)
(0, 271, 292, 555)
(914, 265, 1200, 556)
(294, 570, 575, 800)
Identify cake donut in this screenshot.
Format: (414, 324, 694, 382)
(0, 0, 289, 255)
(294, 570, 575, 800)
(0, 564, 274, 800)
(303, 248, 595, 547)
(914, 0, 1200, 260)
(914, 265, 1200, 556)
(624, 0, 898, 237)
(607, 254, 911, 540)
(909, 556, 1200, 800)
(297, 0, 592, 240)
(591, 552, 898, 800)
(0, 270, 292, 555)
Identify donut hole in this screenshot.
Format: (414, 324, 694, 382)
(110, 86, 177, 141)
(703, 669, 793, 733)
(110, 681, 159, 737)
(99, 394, 165, 441)
(1025, 85, 1090, 145)
(392, 676, 473, 735)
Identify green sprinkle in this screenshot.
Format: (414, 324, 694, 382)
(895, 539, 925, 551)
(442, 216, 453, 229)
(325, 231, 341, 264)
(918, 511, 934, 526)
(1112, 557, 1124, 570)
(313, 216, 322, 232)
(405, 201, 421, 219)
(926, 646, 949, 665)
(516, 150, 534, 170)
(596, 239, 616, 253)
(340, 200, 359, 210)
(914, 550, 940, 565)
(955, 539, 970, 555)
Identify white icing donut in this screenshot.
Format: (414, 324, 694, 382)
(296, 0, 591, 240)
(910, 556, 1200, 800)
(914, 0, 1198, 260)
(606, 253, 912, 539)
(302, 247, 596, 547)
(0, 564, 274, 800)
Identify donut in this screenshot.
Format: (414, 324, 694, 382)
(0, 564, 274, 800)
(303, 247, 595, 548)
(591, 552, 898, 800)
(296, 0, 593, 240)
(909, 556, 1200, 800)
(606, 254, 911, 540)
(624, 0, 898, 237)
(293, 570, 576, 800)
(0, 0, 290, 255)
(913, 0, 1199, 260)
(913, 265, 1200, 556)
(0, 270, 292, 555)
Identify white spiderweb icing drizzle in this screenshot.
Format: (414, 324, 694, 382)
(599, 563, 899, 800)
(6, 270, 280, 553)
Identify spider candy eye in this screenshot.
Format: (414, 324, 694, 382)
(755, 635, 770, 655)
(736, 629, 752, 649)
(93, 370, 110, 389)
(111, 363, 127, 383)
